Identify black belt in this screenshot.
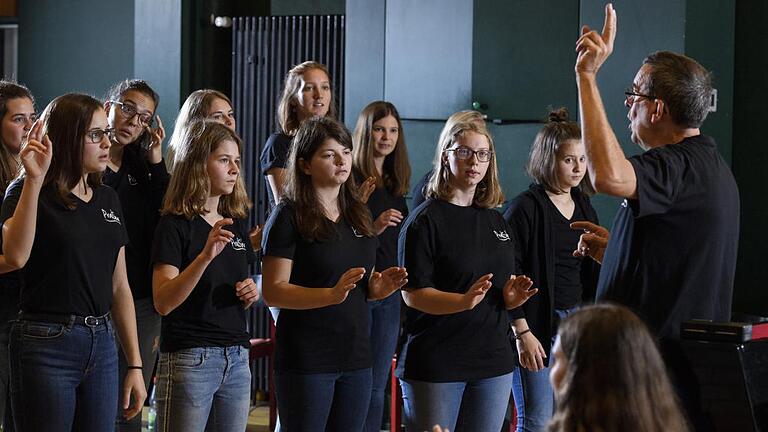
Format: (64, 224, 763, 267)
(18, 311, 111, 328)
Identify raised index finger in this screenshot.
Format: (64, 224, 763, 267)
(570, 221, 598, 232)
(602, 3, 617, 48)
(27, 118, 44, 143)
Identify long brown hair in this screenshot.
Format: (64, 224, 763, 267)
(0, 81, 35, 190)
(549, 304, 689, 432)
(526, 107, 594, 196)
(167, 89, 233, 172)
(23, 94, 103, 209)
(276, 61, 337, 135)
(352, 101, 411, 197)
(162, 120, 251, 219)
(284, 116, 373, 241)
(425, 111, 504, 208)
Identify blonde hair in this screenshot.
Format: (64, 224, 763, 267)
(276, 61, 337, 135)
(351, 101, 411, 197)
(162, 120, 251, 219)
(424, 111, 503, 208)
(166, 89, 233, 173)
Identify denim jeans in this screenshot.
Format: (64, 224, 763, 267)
(275, 367, 372, 432)
(155, 345, 251, 432)
(9, 317, 118, 432)
(400, 372, 514, 432)
(364, 293, 401, 432)
(512, 306, 578, 432)
(116, 297, 161, 431)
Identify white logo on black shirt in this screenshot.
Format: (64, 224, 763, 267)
(351, 227, 364, 238)
(127, 174, 138, 186)
(493, 230, 510, 241)
(230, 237, 246, 251)
(102, 209, 122, 225)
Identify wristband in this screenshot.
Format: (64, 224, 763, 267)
(127, 365, 143, 370)
(514, 329, 531, 340)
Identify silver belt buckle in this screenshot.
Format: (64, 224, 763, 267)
(84, 316, 99, 327)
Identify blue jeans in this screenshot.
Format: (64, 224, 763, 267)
(9, 317, 118, 432)
(512, 306, 578, 432)
(275, 367, 372, 432)
(155, 345, 251, 432)
(400, 372, 514, 432)
(116, 297, 161, 431)
(364, 294, 401, 432)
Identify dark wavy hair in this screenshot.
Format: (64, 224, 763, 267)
(352, 101, 411, 197)
(549, 304, 689, 432)
(284, 116, 374, 241)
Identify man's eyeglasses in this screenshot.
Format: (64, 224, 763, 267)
(86, 127, 115, 144)
(445, 146, 493, 163)
(110, 100, 153, 126)
(624, 88, 655, 105)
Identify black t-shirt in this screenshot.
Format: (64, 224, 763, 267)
(597, 135, 739, 339)
(0, 179, 129, 317)
(262, 202, 377, 373)
(103, 145, 169, 300)
(410, 170, 432, 209)
(549, 199, 585, 309)
(355, 171, 410, 270)
(0, 190, 20, 324)
(396, 199, 517, 382)
(259, 132, 292, 210)
(151, 215, 255, 352)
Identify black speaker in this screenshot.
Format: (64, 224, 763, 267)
(681, 338, 768, 431)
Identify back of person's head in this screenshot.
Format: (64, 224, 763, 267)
(425, 110, 503, 208)
(284, 116, 373, 241)
(351, 100, 411, 196)
(0, 80, 35, 188)
(277, 61, 336, 135)
(527, 107, 594, 195)
(104, 79, 160, 148)
(549, 304, 689, 432)
(34, 93, 103, 209)
(162, 120, 250, 219)
(643, 51, 713, 129)
(167, 89, 233, 172)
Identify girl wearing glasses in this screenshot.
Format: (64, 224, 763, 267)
(151, 120, 258, 431)
(166, 89, 236, 173)
(0, 93, 146, 431)
(396, 112, 536, 432)
(503, 108, 599, 432)
(0, 80, 37, 431)
(350, 101, 411, 432)
(103, 79, 169, 431)
(261, 117, 407, 431)
(261, 61, 337, 210)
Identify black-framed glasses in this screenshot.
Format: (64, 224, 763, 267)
(110, 100, 154, 126)
(445, 146, 493, 162)
(624, 88, 655, 105)
(86, 127, 115, 144)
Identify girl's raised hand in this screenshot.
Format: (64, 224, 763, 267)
(332, 267, 366, 304)
(373, 208, 404, 235)
(249, 224, 264, 252)
(503, 275, 537, 309)
(235, 277, 259, 308)
(200, 218, 235, 262)
(20, 119, 53, 181)
(370, 266, 408, 299)
(359, 176, 376, 204)
(146, 115, 165, 164)
(462, 273, 493, 311)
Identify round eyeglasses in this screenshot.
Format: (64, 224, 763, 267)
(86, 127, 115, 144)
(445, 146, 493, 162)
(110, 100, 154, 126)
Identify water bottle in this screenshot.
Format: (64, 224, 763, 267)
(147, 377, 157, 431)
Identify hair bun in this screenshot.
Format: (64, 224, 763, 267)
(547, 107, 570, 123)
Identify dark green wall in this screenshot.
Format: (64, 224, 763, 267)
(732, 0, 768, 316)
(18, 0, 135, 108)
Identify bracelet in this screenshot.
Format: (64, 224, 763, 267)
(514, 329, 531, 340)
(127, 365, 143, 370)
